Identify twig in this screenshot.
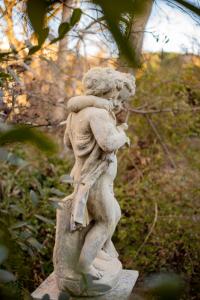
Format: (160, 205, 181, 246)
(135, 201, 158, 257)
(15, 119, 67, 128)
(145, 115, 176, 169)
(127, 106, 200, 115)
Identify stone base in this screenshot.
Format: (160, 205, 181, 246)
(31, 270, 138, 300)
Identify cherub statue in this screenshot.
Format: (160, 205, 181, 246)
(53, 67, 136, 297)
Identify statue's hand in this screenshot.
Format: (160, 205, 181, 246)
(101, 101, 113, 112)
(118, 123, 128, 131)
(70, 221, 84, 232)
(70, 214, 84, 232)
(125, 136, 131, 147)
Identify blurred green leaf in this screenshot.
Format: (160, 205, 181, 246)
(27, 0, 51, 54)
(0, 125, 57, 154)
(50, 37, 61, 44)
(30, 190, 39, 207)
(27, 0, 48, 35)
(92, 0, 147, 18)
(41, 294, 50, 300)
(60, 174, 73, 184)
(10, 222, 29, 230)
(58, 22, 71, 38)
(144, 273, 184, 300)
(173, 0, 200, 16)
(0, 269, 16, 283)
(0, 245, 8, 264)
(50, 187, 65, 197)
(0, 51, 12, 62)
(27, 237, 43, 251)
(7, 152, 27, 167)
(0, 147, 8, 161)
(92, 0, 151, 67)
(50, 8, 82, 45)
(9, 205, 25, 215)
(70, 8, 82, 26)
(35, 214, 54, 225)
(38, 27, 50, 46)
(49, 199, 62, 209)
(58, 292, 70, 300)
(0, 72, 10, 79)
(28, 45, 41, 55)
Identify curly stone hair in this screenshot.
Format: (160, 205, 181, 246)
(82, 67, 136, 100)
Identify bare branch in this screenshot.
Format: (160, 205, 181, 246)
(135, 201, 158, 257)
(127, 106, 200, 115)
(145, 115, 176, 169)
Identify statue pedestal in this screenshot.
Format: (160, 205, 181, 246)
(32, 270, 138, 300)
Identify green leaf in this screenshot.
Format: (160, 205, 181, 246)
(58, 22, 71, 38)
(10, 222, 29, 230)
(19, 230, 32, 240)
(50, 37, 61, 44)
(0, 147, 8, 162)
(0, 52, 12, 62)
(10, 204, 25, 215)
(145, 273, 184, 299)
(27, 0, 51, 49)
(7, 152, 27, 167)
(60, 174, 73, 184)
(35, 214, 54, 225)
(92, 0, 147, 19)
(27, 237, 43, 251)
(58, 292, 70, 300)
(0, 125, 57, 154)
(38, 27, 50, 46)
(50, 187, 65, 197)
(0, 72, 10, 79)
(30, 190, 39, 207)
(0, 245, 8, 264)
(70, 8, 82, 26)
(92, 0, 151, 67)
(27, 0, 48, 35)
(173, 0, 200, 16)
(50, 8, 82, 45)
(42, 294, 50, 300)
(28, 45, 41, 55)
(0, 269, 16, 283)
(49, 199, 62, 209)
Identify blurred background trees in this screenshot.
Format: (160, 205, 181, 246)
(0, 0, 200, 299)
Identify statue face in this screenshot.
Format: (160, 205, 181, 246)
(117, 84, 131, 102)
(112, 85, 131, 114)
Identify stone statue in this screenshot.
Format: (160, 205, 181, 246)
(32, 67, 138, 300)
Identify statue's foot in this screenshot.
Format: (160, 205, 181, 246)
(84, 265, 104, 280)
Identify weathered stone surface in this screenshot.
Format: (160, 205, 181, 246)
(32, 68, 138, 299)
(31, 270, 139, 300)
(53, 68, 136, 296)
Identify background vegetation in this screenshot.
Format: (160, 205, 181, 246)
(0, 0, 200, 299)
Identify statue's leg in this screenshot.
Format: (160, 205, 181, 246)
(78, 175, 117, 278)
(102, 197, 121, 258)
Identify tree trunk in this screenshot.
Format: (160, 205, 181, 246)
(118, 0, 154, 72)
(3, 0, 24, 51)
(52, 0, 75, 123)
(130, 0, 154, 63)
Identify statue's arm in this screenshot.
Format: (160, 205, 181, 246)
(90, 109, 128, 152)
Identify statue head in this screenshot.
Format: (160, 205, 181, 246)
(82, 67, 136, 113)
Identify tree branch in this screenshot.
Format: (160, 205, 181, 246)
(145, 115, 176, 169)
(127, 106, 200, 115)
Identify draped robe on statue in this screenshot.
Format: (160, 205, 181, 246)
(63, 95, 128, 231)
(53, 95, 128, 296)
